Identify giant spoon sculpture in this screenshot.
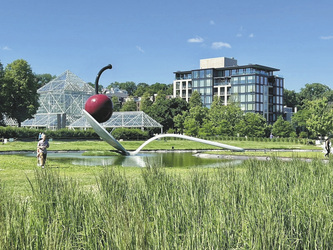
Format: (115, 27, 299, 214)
(84, 65, 244, 156)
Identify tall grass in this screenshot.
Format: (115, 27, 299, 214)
(1, 159, 333, 248)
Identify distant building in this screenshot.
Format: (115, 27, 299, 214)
(173, 57, 284, 124)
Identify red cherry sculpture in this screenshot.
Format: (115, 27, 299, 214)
(85, 94, 113, 123)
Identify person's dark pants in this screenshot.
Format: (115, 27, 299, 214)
(40, 152, 47, 166)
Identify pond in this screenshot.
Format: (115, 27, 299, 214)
(24, 151, 242, 168)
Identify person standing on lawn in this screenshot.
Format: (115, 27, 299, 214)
(325, 137, 331, 157)
(37, 134, 49, 168)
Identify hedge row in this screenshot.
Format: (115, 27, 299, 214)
(0, 127, 150, 141)
(0, 126, 315, 144)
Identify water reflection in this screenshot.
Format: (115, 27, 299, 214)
(26, 151, 242, 168)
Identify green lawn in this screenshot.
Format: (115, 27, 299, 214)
(0, 138, 321, 152)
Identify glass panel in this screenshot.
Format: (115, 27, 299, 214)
(200, 70, 205, 78)
(193, 71, 200, 79)
(240, 85, 246, 93)
(247, 84, 254, 92)
(205, 69, 212, 77)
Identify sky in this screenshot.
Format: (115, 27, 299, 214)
(1, 0, 333, 91)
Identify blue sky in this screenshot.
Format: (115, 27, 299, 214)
(1, 0, 333, 91)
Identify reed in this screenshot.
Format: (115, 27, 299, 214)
(1, 158, 333, 248)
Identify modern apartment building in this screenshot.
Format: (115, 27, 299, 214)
(173, 57, 284, 124)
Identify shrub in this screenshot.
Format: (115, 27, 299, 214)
(111, 128, 150, 140)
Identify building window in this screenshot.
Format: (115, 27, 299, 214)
(206, 79, 212, 86)
(193, 71, 200, 79)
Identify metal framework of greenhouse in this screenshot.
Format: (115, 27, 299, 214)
(19, 70, 163, 131)
(21, 70, 95, 128)
(69, 111, 163, 132)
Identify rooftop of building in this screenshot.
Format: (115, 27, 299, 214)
(174, 57, 280, 73)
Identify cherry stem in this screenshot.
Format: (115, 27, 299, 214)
(95, 64, 112, 94)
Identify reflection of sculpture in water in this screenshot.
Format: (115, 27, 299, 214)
(84, 64, 245, 156)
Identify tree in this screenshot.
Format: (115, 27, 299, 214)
(140, 91, 153, 112)
(173, 111, 187, 134)
(283, 89, 299, 108)
(298, 83, 331, 106)
(134, 82, 149, 96)
(272, 116, 296, 138)
(207, 98, 243, 136)
(183, 106, 208, 136)
(235, 112, 267, 137)
(305, 98, 333, 138)
(189, 91, 202, 108)
(119, 81, 137, 96)
(120, 97, 137, 111)
(111, 96, 121, 112)
(35, 73, 56, 88)
(2, 59, 39, 127)
(0, 61, 5, 125)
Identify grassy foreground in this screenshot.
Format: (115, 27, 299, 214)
(0, 140, 331, 248)
(1, 158, 333, 249)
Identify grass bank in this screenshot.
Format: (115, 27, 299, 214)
(0, 138, 320, 152)
(1, 158, 333, 248)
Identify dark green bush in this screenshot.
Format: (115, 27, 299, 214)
(111, 128, 150, 140)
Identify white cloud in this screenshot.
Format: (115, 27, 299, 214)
(211, 42, 231, 49)
(236, 33, 242, 37)
(136, 45, 144, 53)
(2, 46, 11, 50)
(187, 36, 204, 43)
(249, 33, 254, 38)
(210, 20, 215, 25)
(320, 36, 333, 40)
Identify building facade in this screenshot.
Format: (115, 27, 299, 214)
(173, 57, 284, 124)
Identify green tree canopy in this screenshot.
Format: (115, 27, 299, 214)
(235, 112, 267, 137)
(140, 91, 153, 113)
(133, 82, 149, 96)
(299, 83, 332, 106)
(0, 61, 4, 124)
(35, 73, 56, 88)
(283, 89, 299, 108)
(107, 81, 137, 96)
(111, 96, 121, 112)
(120, 97, 137, 111)
(272, 116, 296, 138)
(189, 91, 202, 108)
(2, 59, 39, 126)
(305, 98, 333, 137)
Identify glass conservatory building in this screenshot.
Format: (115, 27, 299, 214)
(22, 70, 94, 128)
(173, 57, 284, 124)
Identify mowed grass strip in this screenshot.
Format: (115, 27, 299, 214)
(0, 138, 320, 152)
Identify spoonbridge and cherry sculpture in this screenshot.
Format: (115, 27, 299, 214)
(83, 65, 244, 156)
